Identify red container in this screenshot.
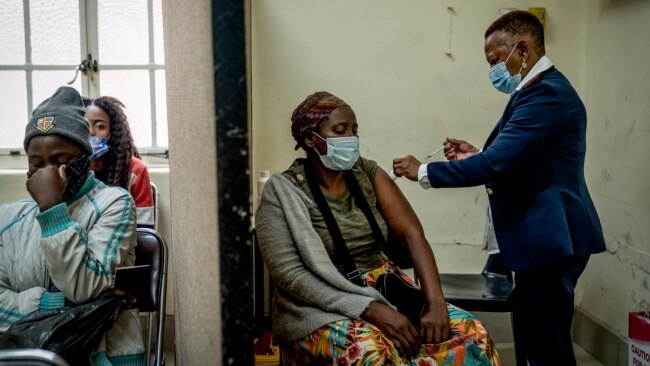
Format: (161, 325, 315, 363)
(630, 312, 650, 366)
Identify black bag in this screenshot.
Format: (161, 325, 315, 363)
(304, 163, 425, 325)
(341, 170, 426, 325)
(0, 296, 123, 366)
(374, 272, 426, 326)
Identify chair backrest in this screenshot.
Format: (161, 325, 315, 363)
(134, 228, 167, 312)
(0, 349, 70, 366)
(135, 228, 169, 366)
(150, 182, 160, 231)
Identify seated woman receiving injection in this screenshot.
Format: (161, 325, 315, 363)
(83, 96, 154, 228)
(255, 91, 500, 365)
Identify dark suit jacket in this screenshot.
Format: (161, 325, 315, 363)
(427, 67, 606, 271)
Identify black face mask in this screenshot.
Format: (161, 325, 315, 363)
(62, 154, 90, 201)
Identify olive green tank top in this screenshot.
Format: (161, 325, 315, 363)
(283, 157, 387, 275)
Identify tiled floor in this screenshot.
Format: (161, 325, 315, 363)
(495, 342, 604, 366)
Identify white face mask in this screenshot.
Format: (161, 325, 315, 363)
(488, 43, 522, 94)
(312, 132, 360, 171)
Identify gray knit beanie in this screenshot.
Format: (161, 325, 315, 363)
(23, 86, 92, 154)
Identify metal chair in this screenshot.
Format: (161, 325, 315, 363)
(0, 349, 70, 366)
(150, 182, 160, 231)
(135, 228, 169, 366)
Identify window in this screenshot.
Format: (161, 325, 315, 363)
(0, 0, 167, 153)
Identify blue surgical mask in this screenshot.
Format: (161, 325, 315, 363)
(488, 44, 522, 94)
(90, 136, 110, 160)
(313, 132, 360, 171)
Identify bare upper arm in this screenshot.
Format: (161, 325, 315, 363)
(371, 166, 425, 241)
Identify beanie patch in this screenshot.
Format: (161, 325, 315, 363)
(35, 116, 55, 133)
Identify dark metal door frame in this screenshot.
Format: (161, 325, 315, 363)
(212, 0, 253, 364)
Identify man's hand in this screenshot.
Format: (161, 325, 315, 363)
(392, 155, 422, 181)
(26, 165, 67, 212)
(418, 298, 450, 344)
(362, 301, 421, 358)
(101, 288, 137, 306)
(443, 137, 479, 161)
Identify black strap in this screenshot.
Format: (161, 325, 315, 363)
(343, 170, 387, 250)
(303, 163, 363, 286)
(345, 170, 413, 268)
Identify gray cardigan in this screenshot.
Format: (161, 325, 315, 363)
(255, 173, 390, 343)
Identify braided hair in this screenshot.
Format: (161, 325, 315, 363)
(82, 96, 140, 190)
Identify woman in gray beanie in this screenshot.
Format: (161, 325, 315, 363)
(1, 86, 146, 365)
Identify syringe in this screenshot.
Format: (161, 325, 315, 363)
(422, 145, 445, 162)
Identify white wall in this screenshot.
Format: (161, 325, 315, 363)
(575, 0, 650, 339)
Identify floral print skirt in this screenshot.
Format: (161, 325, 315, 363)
(280, 261, 501, 366)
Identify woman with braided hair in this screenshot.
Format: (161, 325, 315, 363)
(83, 96, 154, 228)
(255, 91, 500, 365)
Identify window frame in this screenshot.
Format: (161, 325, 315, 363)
(0, 0, 167, 156)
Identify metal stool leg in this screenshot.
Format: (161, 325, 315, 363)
(146, 313, 154, 365)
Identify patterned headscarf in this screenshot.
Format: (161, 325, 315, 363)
(291, 91, 348, 150)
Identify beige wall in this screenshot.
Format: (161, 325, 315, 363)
(575, 0, 650, 339)
(162, 0, 221, 364)
(251, 0, 585, 245)
(251, 0, 649, 343)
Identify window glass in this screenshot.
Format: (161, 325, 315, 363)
(153, 0, 166, 64)
(155, 70, 168, 147)
(0, 0, 25, 65)
(30, 0, 80, 65)
(100, 70, 152, 147)
(98, 0, 149, 64)
(0, 0, 166, 151)
(0, 72, 28, 148)
(32, 71, 82, 108)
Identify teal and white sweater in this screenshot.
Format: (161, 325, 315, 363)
(255, 173, 391, 343)
(0, 172, 145, 366)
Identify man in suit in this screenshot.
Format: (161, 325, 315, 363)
(393, 10, 606, 365)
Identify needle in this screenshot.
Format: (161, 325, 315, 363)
(423, 145, 445, 162)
